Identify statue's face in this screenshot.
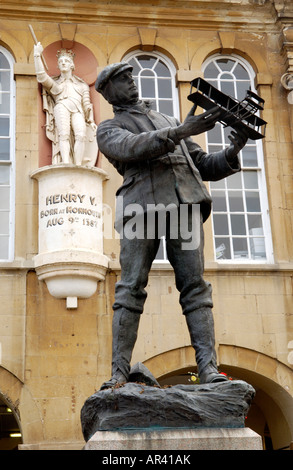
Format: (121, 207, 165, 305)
(58, 55, 74, 73)
(110, 70, 139, 104)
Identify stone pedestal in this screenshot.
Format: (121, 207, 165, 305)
(31, 164, 109, 307)
(81, 376, 255, 438)
(81, 363, 261, 450)
(81, 363, 260, 450)
(83, 427, 263, 450)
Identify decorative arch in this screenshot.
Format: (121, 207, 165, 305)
(28, 32, 107, 71)
(0, 31, 26, 63)
(0, 366, 43, 445)
(144, 345, 293, 399)
(189, 35, 271, 80)
(108, 31, 185, 72)
(143, 345, 293, 449)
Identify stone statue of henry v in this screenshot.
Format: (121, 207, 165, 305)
(34, 42, 97, 166)
(95, 62, 248, 389)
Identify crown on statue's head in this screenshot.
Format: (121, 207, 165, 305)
(56, 49, 75, 61)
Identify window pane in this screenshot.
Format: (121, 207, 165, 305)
(141, 77, 155, 97)
(246, 191, 261, 212)
(0, 71, 10, 91)
(242, 147, 258, 167)
(250, 237, 266, 258)
(0, 166, 10, 184)
(231, 214, 246, 235)
(236, 81, 251, 101)
(204, 62, 219, 79)
(244, 171, 258, 189)
(0, 95, 10, 114)
(138, 55, 157, 69)
(215, 237, 231, 259)
(158, 78, 172, 98)
(221, 81, 235, 98)
(233, 238, 248, 258)
(141, 69, 154, 77)
(210, 179, 225, 189)
(221, 73, 233, 80)
(217, 59, 235, 71)
(208, 144, 223, 153)
(208, 124, 222, 143)
(0, 116, 10, 136)
(234, 63, 250, 80)
(159, 100, 173, 116)
(0, 138, 10, 160)
(0, 235, 9, 259)
(0, 52, 9, 69)
(248, 214, 263, 234)
(211, 190, 227, 211)
(128, 58, 141, 76)
(226, 172, 242, 189)
(154, 60, 171, 77)
(0, 211, 9, 234)
(0, 186, 10, 209)
(213, 214, 229, 235)
(228, 191, 244, 212)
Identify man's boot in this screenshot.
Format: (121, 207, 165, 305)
(186, 307, 228, 384)
(100, 308, 140, 389)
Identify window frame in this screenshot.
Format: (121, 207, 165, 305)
(124, 50, 180, 120)
(202, 54, 273, 264)
(0, 46, 15, 262)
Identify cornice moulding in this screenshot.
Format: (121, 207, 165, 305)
(0, 1, 281, 32)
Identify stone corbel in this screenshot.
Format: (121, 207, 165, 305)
(137, 28, 157, 52)
(281, 72, 293, 104)
(281, 27, 293, 104)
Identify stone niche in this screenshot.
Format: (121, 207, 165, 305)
(31, 164, 109, 308)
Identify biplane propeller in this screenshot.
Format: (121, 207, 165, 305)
(188, 77, 267, 140)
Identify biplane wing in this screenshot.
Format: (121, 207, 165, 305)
(188, 77, 267, 140)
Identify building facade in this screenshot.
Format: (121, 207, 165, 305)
(0, 0, 292, 450)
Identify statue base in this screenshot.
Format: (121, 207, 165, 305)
(83, 427, 263, 450)
(81, 363, 257, 446)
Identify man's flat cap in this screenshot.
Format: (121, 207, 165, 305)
(95, 62, 133, 92)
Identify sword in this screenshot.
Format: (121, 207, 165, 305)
(29, 24, 49, 71)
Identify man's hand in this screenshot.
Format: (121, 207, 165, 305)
(175, 104, 222, 140)
(225, 127, 249, 162)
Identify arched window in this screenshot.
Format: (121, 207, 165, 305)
(125, 52, 179, 262)
(0, 47, 15, 261)
(203, 55, 273, 263)
(125, 52, 179, 119)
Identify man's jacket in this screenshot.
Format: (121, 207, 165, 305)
(97, 102, 240, 228)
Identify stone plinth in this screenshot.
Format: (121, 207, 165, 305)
(83, 427, 263, 450)
(31, 164, 109, 306)
(81, 365, 255, 442)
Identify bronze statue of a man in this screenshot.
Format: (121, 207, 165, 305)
(95, 62, 248, 388)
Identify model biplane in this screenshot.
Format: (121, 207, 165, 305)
(188, 77, 267, 140)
